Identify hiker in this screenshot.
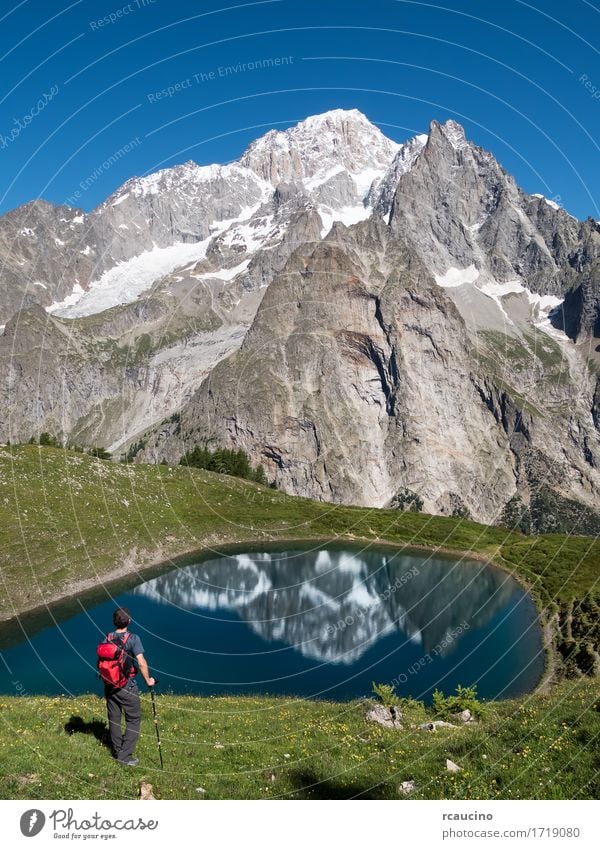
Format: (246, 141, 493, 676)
(97, 607, 155, 767)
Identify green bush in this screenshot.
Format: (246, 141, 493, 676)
(254, 464, 267, 486)
(557, 594, 600, 677)
(122, 440, 146, 463)
(500, 495, 532, 534)
(371, 682, 400, 707)
(432, 684, 485, 719)
(395, 696, 422, 711)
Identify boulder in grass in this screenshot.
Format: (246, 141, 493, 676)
(366, 703, 402, 728)
(453, 709, 476, 724)
(446, 759, 462, 773)
(399, 780, 416, 795)
(139, 782, 156, 800)
(419, 720, 457, 731)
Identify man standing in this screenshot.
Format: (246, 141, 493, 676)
(103, 607, 155, 767)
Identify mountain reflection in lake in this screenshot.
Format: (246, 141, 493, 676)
(0, 545, 544, 700)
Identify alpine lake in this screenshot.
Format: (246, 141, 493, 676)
(0, 542, 544, 702)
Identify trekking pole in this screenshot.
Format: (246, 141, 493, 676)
(150, 683, 164, 769)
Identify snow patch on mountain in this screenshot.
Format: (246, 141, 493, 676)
(318, 204, 372, 237)
(529, 292, 566, 340)
(303, 165, 346, 192)
(351, 166, 388, 199)
(194, 259, 251, 282)
(441, 119, 469, 150)
(48, 203, 266, 317)
(479, 280, 525, 299)
(48, 283, 85, 312)
(49, 239, 216, 317)
(369, 132, 428, 217)
(111, 193, 130, 208)
(240, 108, 400, 187)
(220, 214, 276, 252)
(41, 111, 428, 320)
(435, 265, 480, 287)
(532, 193, 560, 211)
(528, 292, 563, 312)
(114, 161, 264, 201)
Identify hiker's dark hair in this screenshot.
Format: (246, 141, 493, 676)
(113, 607, 131, 629)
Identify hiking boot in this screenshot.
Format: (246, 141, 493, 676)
(117, 757, 139, 767)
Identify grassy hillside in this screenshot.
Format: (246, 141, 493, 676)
(0, 680, 598, 800)
(1, 445, 598, 619)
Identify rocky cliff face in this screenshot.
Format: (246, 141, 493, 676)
(1, 109, 600, 527)
(0, 201, 96, 320)
(151, 210, 600, 523)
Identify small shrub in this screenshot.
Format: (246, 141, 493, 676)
(167, 412, 181, 436)
(372, 682, 400, 708)
(501, 495, 532, 534)
(432, 684, 485, 719)
(123, 440, 146, 463)
(253, 464, 267, 486)
(395, 696, 422, 711)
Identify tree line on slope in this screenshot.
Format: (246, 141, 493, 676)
(179, 445, 268, 485)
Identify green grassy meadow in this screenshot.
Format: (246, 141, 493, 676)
(0, 681, 598, 800)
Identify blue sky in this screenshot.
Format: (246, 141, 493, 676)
(0, 0, 598, 218)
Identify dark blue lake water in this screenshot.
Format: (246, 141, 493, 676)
(0, 544, 544, 701)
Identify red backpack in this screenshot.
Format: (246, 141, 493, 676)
(97, 633, 136, 688)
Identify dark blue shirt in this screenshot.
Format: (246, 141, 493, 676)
(108, 630, 144, 658)
(108, 631, 144, 672)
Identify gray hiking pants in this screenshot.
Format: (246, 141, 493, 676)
(105, 680, 141, 760)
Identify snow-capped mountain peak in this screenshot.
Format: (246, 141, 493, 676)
(102, 159, 271, 207)
(438, 118, 469, 149)
(45, 109, 416, 317)
(239, 108, 401, 186)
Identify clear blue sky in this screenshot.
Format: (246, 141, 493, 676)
(0, 0, 598, 218)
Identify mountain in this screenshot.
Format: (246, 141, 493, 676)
(1, 109, 599, 528)
(0, 109, 402, 452)
(0, 109, 396, 321)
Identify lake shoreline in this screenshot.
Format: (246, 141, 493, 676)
(0, 532, 502, 626)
